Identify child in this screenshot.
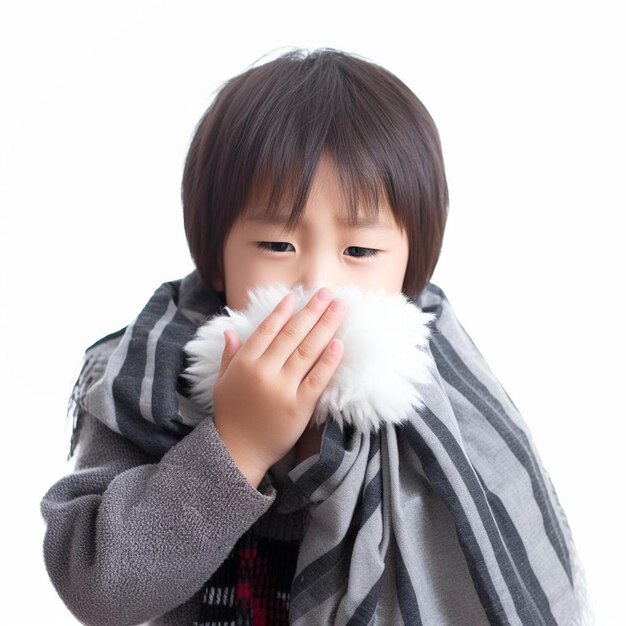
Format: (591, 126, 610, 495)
(40, 48, 589, 625)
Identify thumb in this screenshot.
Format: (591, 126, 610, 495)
(218, 330, 241, 378)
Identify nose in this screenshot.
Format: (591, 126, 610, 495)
(292, 263, 335, 296)
(293, 278, 332, 297)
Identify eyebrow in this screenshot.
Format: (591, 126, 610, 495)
(246, 211, 394, 230)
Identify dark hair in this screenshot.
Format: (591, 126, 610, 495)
(182, 47, 448, 301)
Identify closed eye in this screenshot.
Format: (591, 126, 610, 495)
(256, 242, 380, 258)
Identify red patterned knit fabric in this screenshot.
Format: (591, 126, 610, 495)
(196, 511, 302, 625)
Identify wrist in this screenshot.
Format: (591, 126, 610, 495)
(213, 417, 268, 489)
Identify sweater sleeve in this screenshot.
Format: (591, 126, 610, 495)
(40, 408, 277, 626)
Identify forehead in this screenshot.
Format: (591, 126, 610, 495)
(244, 207, 395, 230)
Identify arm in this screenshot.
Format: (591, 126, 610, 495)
(40, 409, 276, 626)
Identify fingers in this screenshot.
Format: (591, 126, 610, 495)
(218, 330, 242, 378)
(297, 333, 344, 403)
(236, 291, 297, 362)
(280, 296, 346, 384)
(261, 287, 341, 372)
(218, 331, 233, 379)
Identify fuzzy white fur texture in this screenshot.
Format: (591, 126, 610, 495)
(181, 282, 438, 435)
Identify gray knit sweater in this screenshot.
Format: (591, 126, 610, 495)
(40, 386, 307, 625)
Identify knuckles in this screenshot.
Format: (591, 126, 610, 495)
(256, 318, 278, 336)
(280, 323, 301, 341)
(295, 341, 316, 361)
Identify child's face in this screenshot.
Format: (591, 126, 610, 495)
(212, 154, 410, 311)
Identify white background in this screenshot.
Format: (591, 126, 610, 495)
(1, 1, 623, 624)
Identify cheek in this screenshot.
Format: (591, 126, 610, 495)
(223, 264, 274, 311)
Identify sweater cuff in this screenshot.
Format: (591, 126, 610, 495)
(169, 415, 277, 529)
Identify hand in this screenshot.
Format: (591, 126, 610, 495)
(212, 288, 346, 486)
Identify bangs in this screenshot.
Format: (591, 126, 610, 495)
(242, 150, 390, 232)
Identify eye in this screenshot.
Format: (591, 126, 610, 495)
(257, 242, 294, 253)
(256, 242, 380, 258)
(345, 246, 380, 258)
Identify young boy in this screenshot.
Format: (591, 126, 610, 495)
(40, 47, 589, 625)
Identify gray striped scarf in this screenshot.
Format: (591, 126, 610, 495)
(67, 269, 592, 625)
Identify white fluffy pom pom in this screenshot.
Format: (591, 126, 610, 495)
(180, 282, 438, 435)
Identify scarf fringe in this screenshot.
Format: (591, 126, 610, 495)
(564, 514, 596, 625)
(66, 350, 100, 461)
(65, 327, 128, 461)
(571, 546, 596, 625)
